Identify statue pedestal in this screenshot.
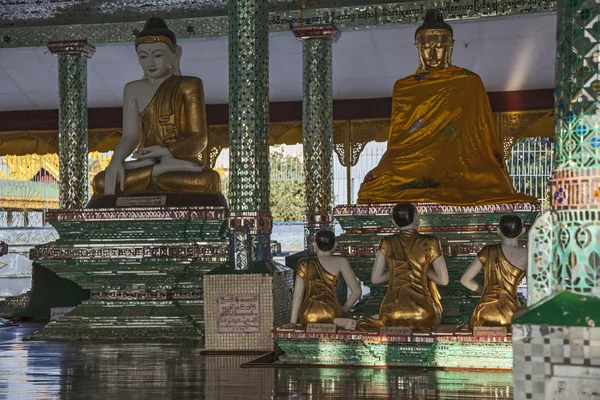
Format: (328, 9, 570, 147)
(203, 262, 293, 352)
(28, 206, 229, 340)
(273, 328, 513, 369)
(334, 203, 539, 324)
(512, 292, 600, 400)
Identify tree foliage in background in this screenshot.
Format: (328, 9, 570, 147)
(221, 150, 305, 222)
(270, 151, 305, 222)
(271, 179, 305, 222)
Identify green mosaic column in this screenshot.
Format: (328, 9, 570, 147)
(228, 0, 271, 266)
(48, 41, 95, 210)
(292, 26, 340, 252)
(548, 1, 600, 297)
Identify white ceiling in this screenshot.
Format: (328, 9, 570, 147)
(0, 14, 556, 111)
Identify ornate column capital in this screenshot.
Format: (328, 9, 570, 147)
(292, 25, 341, 42)
(47, 40, 95, 58)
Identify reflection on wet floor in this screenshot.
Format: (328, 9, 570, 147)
(0, 323, 513, 399)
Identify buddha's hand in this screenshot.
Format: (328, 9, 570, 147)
(104, 160, 125, 195)
(132, 146, 172, 160)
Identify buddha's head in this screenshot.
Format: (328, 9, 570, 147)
(314, 229, 336, 255)
(498, 215, 525, 240)
(415, 10, 454, 71)
(392, 203, 419, 230)
(135, 17, 182, 79)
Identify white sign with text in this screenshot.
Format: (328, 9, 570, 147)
(116, 196, 166, 207)
(473, 326, 507, 335)
(380, 326, 412, 335)
(217, 293, 260, 333)
(306, 323, 337, 333)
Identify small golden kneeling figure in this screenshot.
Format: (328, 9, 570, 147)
(358, 203, 449, 331)
(283, 230, 361, 331)
(461, 215, 528, 329)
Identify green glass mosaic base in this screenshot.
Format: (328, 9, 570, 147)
(336, 209, 539, 231)
(30, 209, 229, 340)
(50, 219, 228, 242)
(274, 336, 513, 369)
(28, 304, 204, 341)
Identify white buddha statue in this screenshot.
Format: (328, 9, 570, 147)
(91, 17, 221, 200)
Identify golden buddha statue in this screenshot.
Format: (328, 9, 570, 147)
(357, 10, 536, 206)
(285, 230, 361, 330)
(357, 203, 449, 331)
(460, 215, 527, 329)
(91, 17, 221, 200)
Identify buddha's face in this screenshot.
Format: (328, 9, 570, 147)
(416, 31, 454, 71)
(136, 42, 175, 79)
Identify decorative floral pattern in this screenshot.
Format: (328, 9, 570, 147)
(553, 187, 567, 205)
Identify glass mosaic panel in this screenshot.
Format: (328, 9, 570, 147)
(57, 54, 89, 209)
(302, 38, 334, 250)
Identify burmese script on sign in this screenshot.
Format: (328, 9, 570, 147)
(217, 294, 260, 333)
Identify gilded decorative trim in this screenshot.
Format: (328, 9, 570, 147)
(47, 40, 95, 57)
(292, 25, 341, 42)
(134, 36, 177, 52)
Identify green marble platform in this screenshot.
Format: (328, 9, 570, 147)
(273, 329, 513, 369)
(334, 203, 539, 323)
(28, 207, 229, 341)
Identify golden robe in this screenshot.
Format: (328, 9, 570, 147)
(358, 230, 443, 331)
(469, 244, 525, 329)
(296, 257, 348, 327)
(92, 75, 221, 196)
(357, 66, 536, 205)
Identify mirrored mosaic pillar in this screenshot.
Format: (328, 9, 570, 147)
(48, 41, 95, 210)
(292, 26, 340, 252)
(546, 2, 600, 297)
(228, 0, 271, 267)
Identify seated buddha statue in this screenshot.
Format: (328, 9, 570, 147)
(357, 10, 536, 206)
(284, 230, 361, 331)
(460, 215, 527, 329)
(357, 203, 449, 331)
(91, 17, 221, 202)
